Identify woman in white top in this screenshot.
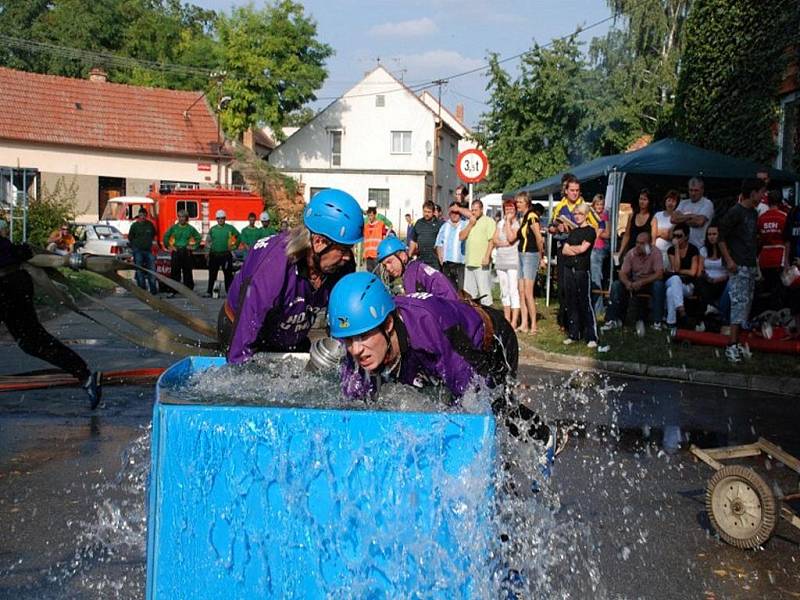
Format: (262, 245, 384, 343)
(696, 224, 729, 316)
(653, 189, 679, 269)
(493, 199, 522, 328)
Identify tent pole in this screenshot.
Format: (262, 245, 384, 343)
(546, 192, 554, 307)
(606, 171, 626, 287)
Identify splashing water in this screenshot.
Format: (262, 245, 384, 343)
(37, 361, 639, 599)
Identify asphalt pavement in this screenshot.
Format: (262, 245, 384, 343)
(0, 284, 798, 599)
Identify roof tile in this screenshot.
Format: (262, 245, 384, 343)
(0, 67, 220, 158)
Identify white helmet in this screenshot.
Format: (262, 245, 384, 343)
(367, 199, 377, 208)
(215, 209, 226, 219)
(260, 211, 270, 221)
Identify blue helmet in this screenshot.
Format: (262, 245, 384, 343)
(304, 189, 364, 245)
(328, 272, 395, 338)
(376, 235, 407, 262)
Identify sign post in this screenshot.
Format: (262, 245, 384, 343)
(456, 149, 489, 202)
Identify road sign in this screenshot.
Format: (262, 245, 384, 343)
(456, 148, 489, 184)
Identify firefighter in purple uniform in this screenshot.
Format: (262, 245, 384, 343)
(219, 189, 364, 364)
(327, 271, 516, 405)
(376, 235, 459, 301)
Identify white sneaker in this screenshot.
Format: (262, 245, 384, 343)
(635, 320, 646, 338)
(705, 305, 719, 315)
(725, 344, 742, 363)
(587, 340, 598, 349)
(601, 320, 621, 332)
(695, 322, 706, 332)
(651, 321, 663, 331)
(740, 344, 752, 359)
(562, 338, 575, 345)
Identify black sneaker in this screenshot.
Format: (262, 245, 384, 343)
(84, 371, 102, 410)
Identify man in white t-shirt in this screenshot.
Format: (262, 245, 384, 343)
(672, 176, 715, 248)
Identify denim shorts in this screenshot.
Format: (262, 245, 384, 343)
(519, 252, 539, 280)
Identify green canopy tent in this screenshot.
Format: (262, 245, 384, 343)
(513, 138, 799, 303)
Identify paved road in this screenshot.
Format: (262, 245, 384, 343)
(0, 289, 798, 599)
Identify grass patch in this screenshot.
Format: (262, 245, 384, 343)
(514, 299, 800, 378)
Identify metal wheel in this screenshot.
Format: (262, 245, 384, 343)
(706, 465, 778, 549)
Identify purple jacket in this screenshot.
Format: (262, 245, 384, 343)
(226, 232, 351, 363)
(340, 294, 485, 400)
(402, 260, 459, 300)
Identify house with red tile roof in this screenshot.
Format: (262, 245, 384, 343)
(0, 66, 231, 221)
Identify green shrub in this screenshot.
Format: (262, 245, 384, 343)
(19, 177, 78, 247)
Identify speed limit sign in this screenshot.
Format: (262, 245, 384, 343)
(456, 148, 489, 184)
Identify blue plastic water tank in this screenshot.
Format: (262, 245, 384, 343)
(146, 356, 497, 599)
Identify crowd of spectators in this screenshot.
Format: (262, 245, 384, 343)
(362, 169, 800, 363)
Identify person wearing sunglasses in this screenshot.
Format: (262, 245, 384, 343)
(219, 189, 363, 364)
(46, 223, 75, 255)
(664, 222, 700, 333)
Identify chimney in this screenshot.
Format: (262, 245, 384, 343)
(89, 67, 107, 83)
(455, 103, 465, 124)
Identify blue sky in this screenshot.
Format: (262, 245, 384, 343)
(196, 1, 614, 127)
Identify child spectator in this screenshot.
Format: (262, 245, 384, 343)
(560, 204, 597, 347)
(719, 179, 762, 362)
(363, 207, 388, 272)
(665, 222, 700, 333)
(590, 193, 610, 315)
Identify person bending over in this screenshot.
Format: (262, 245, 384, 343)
(376, 236, 459, 300)
(219, 189, 363, 364)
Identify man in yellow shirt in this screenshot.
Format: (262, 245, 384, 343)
(460, 199, 495, 306)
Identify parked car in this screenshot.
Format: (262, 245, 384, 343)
(73, 223, 131, 258)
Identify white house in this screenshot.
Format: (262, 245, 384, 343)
(418, 91, 477, 156)
(268, 66, 463, 232)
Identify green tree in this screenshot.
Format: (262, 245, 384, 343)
(0, 0, 219, 89)
(0, 0, 51, 70)
(673, 0, 800, 163)
(585, 1, 690, 151)
(476, 38, 587, 192)
(215, 1, 332, 138)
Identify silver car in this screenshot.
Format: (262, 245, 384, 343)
(74, 223, 131, 258)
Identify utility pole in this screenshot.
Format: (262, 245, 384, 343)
(431, 79, 447, 205)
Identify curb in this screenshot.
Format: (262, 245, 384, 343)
(519, 344, 800, 398)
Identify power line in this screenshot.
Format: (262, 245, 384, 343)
(0, 34, 211, 77)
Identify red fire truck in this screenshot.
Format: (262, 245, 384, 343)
(100, 184, 265, 275)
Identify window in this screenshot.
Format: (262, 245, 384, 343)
(0, 167, 39, 208)
(176, 200, 198, 218)
(449, 143, 456, 166)
(330, 130, 342, 166)
(391, 131, 412, 154)
(375, 95, 385, 107)
(437, 135, 443, 160)
(309, 187, 329, 199)
(368, 188, 390, 209)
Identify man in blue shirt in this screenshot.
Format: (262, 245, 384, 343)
(435, 201, 469, 290)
